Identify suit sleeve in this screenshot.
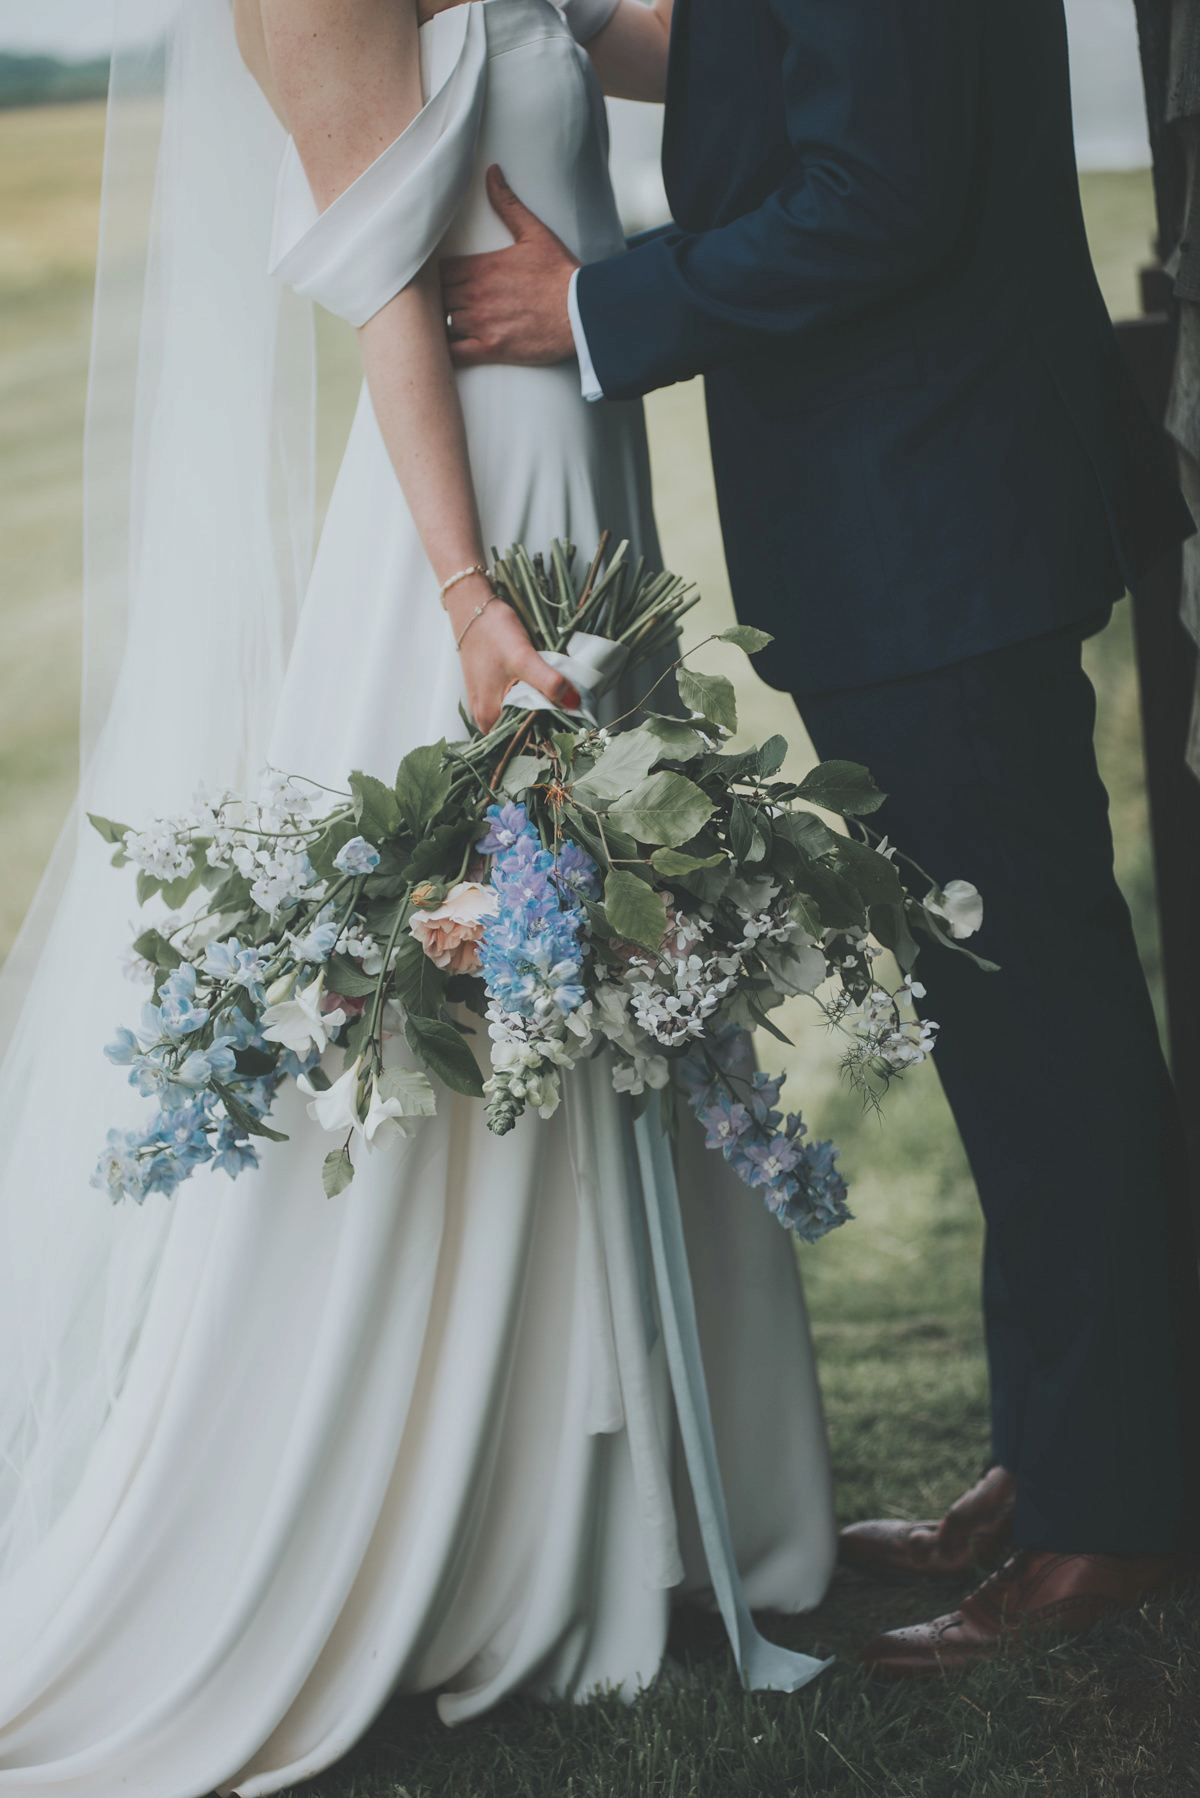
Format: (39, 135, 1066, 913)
(576, 0, 984, 399)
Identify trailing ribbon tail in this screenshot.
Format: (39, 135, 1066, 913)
(632, 1113, 834, 1693)
(503, 630, 632, 724)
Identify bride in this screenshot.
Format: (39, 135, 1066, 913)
(0, 1, 835, 1792)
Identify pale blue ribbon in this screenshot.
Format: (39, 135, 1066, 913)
(632, 1112, 833, 1693)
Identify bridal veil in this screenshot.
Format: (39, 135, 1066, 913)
(0, 0, 314, 1579)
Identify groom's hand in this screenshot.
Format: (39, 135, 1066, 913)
(441, 166, 578, 368)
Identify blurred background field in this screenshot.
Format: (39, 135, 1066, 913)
(1, 69, 1194, 1798)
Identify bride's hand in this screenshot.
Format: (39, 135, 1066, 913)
(445, 578, 580, 733)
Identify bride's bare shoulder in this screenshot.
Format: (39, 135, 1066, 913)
(233, 0, 466, 94)
(231, 0, 283, 118)
(232, 0, 446, 134)
(233, 2, 431, 206)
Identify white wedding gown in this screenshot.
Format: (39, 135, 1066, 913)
(0, 3, 835, 1794)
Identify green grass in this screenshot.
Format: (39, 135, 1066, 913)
(265, 1595, 1200, 1797)
(3, 113, 1197, 1797)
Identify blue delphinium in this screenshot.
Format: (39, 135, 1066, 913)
(96, 997, 283, 1201)
(158, 964, 210, 1039)
(476, 802, 529, 856)
(202, 939, 268, 1002)
(475, 804, 596, 1022)
(678, 1031, 851, 1242)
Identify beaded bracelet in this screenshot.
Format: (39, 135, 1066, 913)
(440, 562, 489, 601)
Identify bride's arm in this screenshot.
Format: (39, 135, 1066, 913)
(575, 0, 673, 104)
(238, 0, 579, 733)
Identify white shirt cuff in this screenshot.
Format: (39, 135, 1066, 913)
(568, 267, 604, 403)
(560, 0, 620, 45)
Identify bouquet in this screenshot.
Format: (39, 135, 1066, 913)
(90, 536, 988, 1241)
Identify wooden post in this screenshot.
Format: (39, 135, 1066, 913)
(1114, 272, 1200, 1225)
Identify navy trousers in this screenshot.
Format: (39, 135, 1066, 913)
(795, 616, 1200, 1553)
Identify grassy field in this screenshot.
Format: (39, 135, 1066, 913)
(2, 106, 1197, 1796)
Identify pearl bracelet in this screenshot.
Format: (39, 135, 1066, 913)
(440, 562, 489, 602)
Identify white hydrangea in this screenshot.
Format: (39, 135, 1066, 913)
(339, 921, 391, 977)
(122, 818, 194, 884)
(625, 953, 735, 1046)
(591, 981, 670, 1091)
(844, 986, 939, 1071)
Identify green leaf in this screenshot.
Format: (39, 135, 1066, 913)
(159, 863, 205, 910)
(574, 727, 663, 805)
(745, 990, 794, 1046)
(695, 747, 760, 787)
(405, 817, 476, 885)
(375, 1066, 438, 1117)
(391, 932, 446, 1019)
(132, 928, 182, 970)
(774, 810, 840, 859)
(755, 735, 788, 779)
(729, 796, 766, 865)
(718, 624, 773, 654)
(913, 903, 1000, 972)
(500, 753, 547, 796)
(608, 772, 715, 848)
(794, 856, 866, 932)
(649, 847, 726, 877)
(135, 869, 161, 906)
(788, 893, 823, 938)
(869, 901, 921, 974)
(830, 836, 905, 908)
(326, 953, 379, 999)
(581, 895, 615, 940)
(404, 1012, 484, 1098)
(341, 1011, 371, 1064)
(349, 770, 403, 841)
(793, 759, 886, 817)
(675, 667, 737, 735)
(394, 740, 453, 835)
(323, 1146, 355, 1198)
(208, 867, 255, 916)
(638, 714, 704, 761)
(213, 1081, 290, 1143)
(603, 869, 667, 949)
(445, 972, 489, 1017)
(88, 812, 131, 845)
(304, 1065, 333, 1092)
(561, 805, 650, 879)
(686, 858, 733, 905)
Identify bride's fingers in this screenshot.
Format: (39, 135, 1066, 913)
(513, 645, 580, 712)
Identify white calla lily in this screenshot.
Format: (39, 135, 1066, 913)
(362, 1078, 416, 1146)
(924, 879, 984, 941)
(297, 1058, 364, 1134)
(261, 972, 346, 1055)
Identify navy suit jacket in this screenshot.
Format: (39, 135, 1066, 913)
(575, 0, 1194, 692)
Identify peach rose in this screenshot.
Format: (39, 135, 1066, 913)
(407, 880, 498, 975)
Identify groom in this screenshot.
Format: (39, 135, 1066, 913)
(441, 0, 1200, 1670)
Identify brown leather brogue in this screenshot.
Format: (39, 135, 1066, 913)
(838, 1464, 1017, 1580)
(860, 1549, 1182, 1675)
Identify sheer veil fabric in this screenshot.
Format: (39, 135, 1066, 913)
(0, 0, 312, 1579)
(0, 3, 836, 1792)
